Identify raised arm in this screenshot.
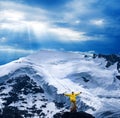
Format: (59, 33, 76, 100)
(63, 93, 71, 97)
(75, 92, 82, 96)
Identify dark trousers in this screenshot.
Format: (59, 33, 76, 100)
(70, 101, 77, 112)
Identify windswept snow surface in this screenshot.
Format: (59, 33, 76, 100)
(0, 50, 120, 118)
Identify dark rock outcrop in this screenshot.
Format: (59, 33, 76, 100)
(93, 54, 120, 71)
(54, 111, 95, 118)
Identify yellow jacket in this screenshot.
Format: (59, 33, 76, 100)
(64, 92, 81, 102)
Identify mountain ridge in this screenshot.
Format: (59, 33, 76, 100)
(0, 50, 120, 118)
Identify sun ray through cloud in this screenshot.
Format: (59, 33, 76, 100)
(0, 0, 120, 65)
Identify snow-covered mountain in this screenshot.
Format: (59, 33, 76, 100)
(0, 50, 120, 118)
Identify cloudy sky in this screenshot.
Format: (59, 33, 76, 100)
(0, 0, 120, 65)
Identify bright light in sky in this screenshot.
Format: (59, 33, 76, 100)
(0, 22, 27, 32)
(0, 46, 35, 54)
(75, 20, 80, 24)
(91, 19, 105, 26)
(1, 10, 24, 21)
(49, 28, 90, 42)
(28, 21, 49, 38)
(0, 1, 97, 42)
(0, 37, 7, 43)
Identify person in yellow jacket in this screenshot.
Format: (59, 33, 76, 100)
(63, 91, 82, 112)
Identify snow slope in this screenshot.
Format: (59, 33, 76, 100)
(0, 50, 120, 118)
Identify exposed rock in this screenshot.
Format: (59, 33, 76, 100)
(116, 76, 120, 80)
(94, 54, 120, 70)
(54, 111, 95, 118)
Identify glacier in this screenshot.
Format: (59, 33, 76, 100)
(0, 50, 120, 118)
